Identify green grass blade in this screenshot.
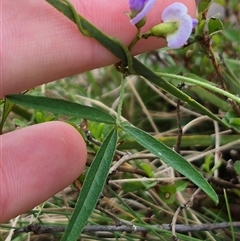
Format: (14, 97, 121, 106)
(6, 95, 116, 124)
(61, 127, 118, 241)
(118, 134, 240, 150)
(0, 99, 15, 134)
(120, 121, 218, 203)
(223, 188, 235, 241)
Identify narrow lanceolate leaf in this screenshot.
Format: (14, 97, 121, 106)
(61, 128, 118, 241)
(6, 95, 115, 124)
(120, 122, 218, 203)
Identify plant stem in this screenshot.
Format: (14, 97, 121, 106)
(128, 28, 141, 51)
(117, 76, 127, 125)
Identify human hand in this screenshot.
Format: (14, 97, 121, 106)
(0, 0, 196, 223)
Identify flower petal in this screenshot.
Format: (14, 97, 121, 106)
(192, 18, 198, 28)
(166, 14, 193, 48)
(129, 0, 146, 12)
(162, 2, 187, 22)
(130, 0, 156, 25)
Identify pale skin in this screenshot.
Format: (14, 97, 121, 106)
(1, 0, 195, 223)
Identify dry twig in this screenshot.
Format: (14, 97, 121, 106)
(171, 188, 201, 241)
(13, 221, 240, 235)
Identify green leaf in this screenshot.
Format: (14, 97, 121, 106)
(120, 122, 218, 203)
(223, 111, 240, 130)
(122, 181, 145, 192)
(139, 162, 154, 177)
(208, 17, 224, 36)
(175, 180, 188, 192)
(159, 185, 176, 204)
(6, 95, 116, 124)
(201, 154, 214, 173)
(230, 118, 240, 127)
(198, 0, 212, 13)
(61, 128, 117, 241)
(13, 118, 28, 127)
(225, 111, 238, 120)
(122, 179, 157, 192)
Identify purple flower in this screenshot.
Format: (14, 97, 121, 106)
(129, 0, 156, 25)
(192, 19, 198, 28)
(161, 2, 198, 48)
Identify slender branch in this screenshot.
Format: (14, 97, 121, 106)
(206, 174, 240, 189)
(13, 221, 240, 235)
(213, 121, 220, 178)
(84, 130, 126, 157)
(203, 35, 227, 90)
(201, 32, 240, 116)
(96, 205, 122, 227)
(128, 28, 141, 51)
(174, 82, 185, 154)
(171, 188, 201, 241)
(109, 153, 156, 175)
(174, 98, 182, 154)
(116, 165, 149, 177)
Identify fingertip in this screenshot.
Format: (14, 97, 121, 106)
(1, 121, 87, 223)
